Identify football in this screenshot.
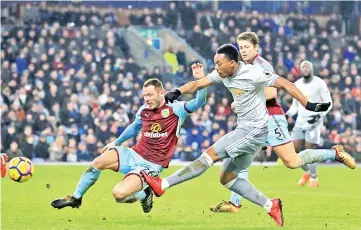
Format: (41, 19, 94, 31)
(8, 157, 35, 183)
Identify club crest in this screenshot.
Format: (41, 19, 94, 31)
(161, 109, 170, 118)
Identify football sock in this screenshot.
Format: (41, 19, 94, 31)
(73, 165, 101, 199)
(301, 165, 310, 173)
(115, 191, 146, 203)
(229, 169, 248, 206)
(224, 177, 270, 210)
(165, 153, 214, 190)
(299, 149, 336, 165)
(308, 163, 318, 179)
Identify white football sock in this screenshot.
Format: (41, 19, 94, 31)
(161, 178, 170, 190)
(263, 199, 273, 213)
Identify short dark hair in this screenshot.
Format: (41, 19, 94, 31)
(143, 78, 164, 89)
(216, 44, 239, 62)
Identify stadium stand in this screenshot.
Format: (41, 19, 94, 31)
(1, 2, 361, 163)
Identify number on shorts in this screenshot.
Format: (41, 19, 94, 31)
(274, 128, 283, 140)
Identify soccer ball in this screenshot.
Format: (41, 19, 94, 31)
(8, 157, 34, 183)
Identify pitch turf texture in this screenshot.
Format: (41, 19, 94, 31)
(1, 165, 360, 230)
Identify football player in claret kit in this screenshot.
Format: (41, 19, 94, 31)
(51, 77, 207, 213)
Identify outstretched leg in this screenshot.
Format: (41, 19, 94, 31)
(112, 173, 153, 213)
(51, 149, 119, 209)
(220, 156, 284, 227)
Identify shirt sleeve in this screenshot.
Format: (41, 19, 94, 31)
(259, 59, 275, 73)
(171, 88, 207, 119)
(253, 65, 279, 87)
(206, 70, 223, 83)
(319, 79, 333, 117)
(114, 106, 143, 145)
(286, 97, 299, 117)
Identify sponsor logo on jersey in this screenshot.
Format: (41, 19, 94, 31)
(144, 123, 168, 138)
(143, 132, 169, 138)
(161, 109, 170, 118)
(229, 87, 245, 95)
(151, 123, 161, 132)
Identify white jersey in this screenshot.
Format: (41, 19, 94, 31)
(207, 61, 278, 129)
(286, 76, 332, 130)
(253, 55, 274, 73)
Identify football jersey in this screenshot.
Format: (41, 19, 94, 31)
(286, 76, 332, 129)
(252, 54, 285, 115)
(132, 100, 193, 168)
(207, 62, 278, 129)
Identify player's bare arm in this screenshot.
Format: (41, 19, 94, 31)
(179, 76, 213, 94)
(180, 63, 213, 93)
(165, 63, 213, 102)
(102, 121, 142, 153)
(273, 76, 330, 112)
(264, 87, 277, 101)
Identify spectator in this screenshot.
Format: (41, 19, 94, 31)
(179, 1, 196, 31)
(0, 3, 360, 163)
(34, 134, 50, 160)
(165, 2, 179, 30)
(164, 47, 179, 74)
(77, 141, 92, 161)
(176, 45, 187, 67)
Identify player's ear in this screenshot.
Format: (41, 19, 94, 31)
(159, 89, 165, 97)
(230, 60, 236, 67)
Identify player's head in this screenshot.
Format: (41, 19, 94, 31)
(300, 60, 314, 80)
(143, 78, 165, 109)
(237, 32, 259, 63)
(214, 44, 239, 78)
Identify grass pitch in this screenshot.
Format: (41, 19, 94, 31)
(1, 165, 360, 230)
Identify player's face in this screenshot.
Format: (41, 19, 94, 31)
(301, 63, 312, 77)
(237, 40, 258, 63)
(214, 54, 236, 78)
(143, 85, 164, 109)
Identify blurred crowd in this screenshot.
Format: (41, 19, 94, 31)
(130, 2, 361, 161)
(1, 2, 361, 163)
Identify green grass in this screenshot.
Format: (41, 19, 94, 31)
(1, 165, 361, 230)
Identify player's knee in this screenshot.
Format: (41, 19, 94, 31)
(221, 177, 237, 189)
(281, 153, 300, 169)
(92, 157, 107, 170)
(219, 177, 228, 185)
(219, 173, 237, 186)
(282, 159, 298, 169)
(112, 187, 128, 201)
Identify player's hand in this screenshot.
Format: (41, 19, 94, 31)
(285, 114, 293, 124)
(191, 63, 205, 79)
(305, 102, 331, 112)
(102, 142, 115, 153)
(307, 114, 321, 124)
(231, 102, 236, 113)
(165, 88, 182, 103)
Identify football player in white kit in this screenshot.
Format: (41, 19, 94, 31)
(286, 60, 333, 188)
(209, 32, 355, 213)
(141, 44, 332, 226)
